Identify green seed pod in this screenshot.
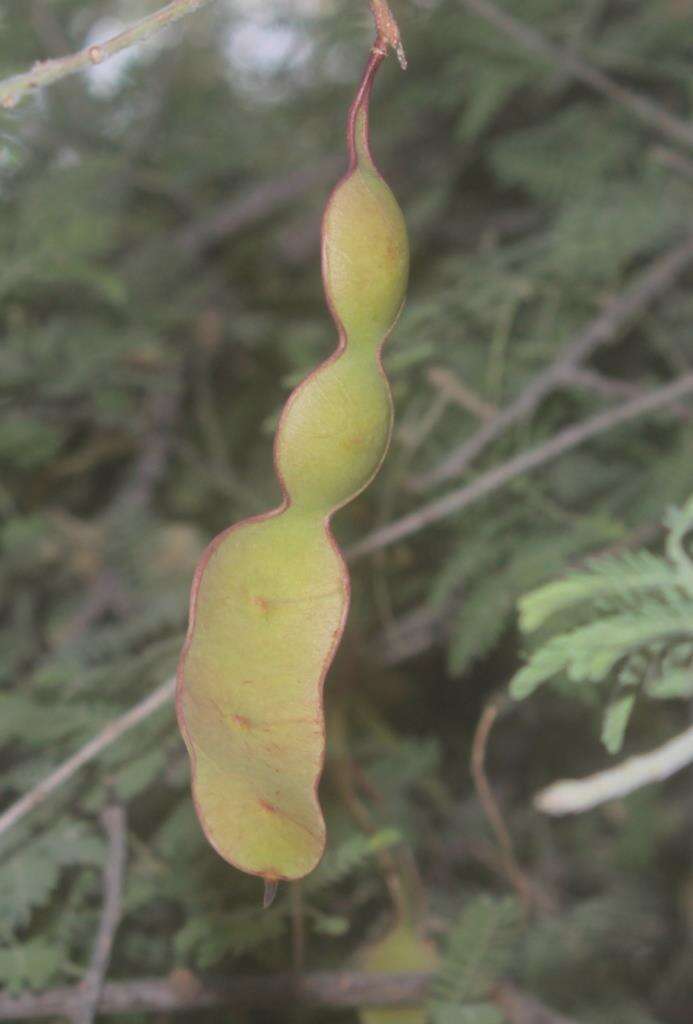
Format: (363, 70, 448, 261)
(177, 2, 408, 890)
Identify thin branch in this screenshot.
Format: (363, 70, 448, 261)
(0, 970, 431, 1019)
(0, 678, 175, 840)
(372, 597, 457, 665)
(427, 366, 498, 422)
(73, 806, 128, 1024)
(0, 0, 216, 110)
(172, 157, 341, 259)
(457, 0, 693, 151)
(535, 722, 693, 815)
(411, 233, 693, 491)
(471, 698, 532, 914)
(0, 971, 583, 1021)
(348, 373, 693, 560)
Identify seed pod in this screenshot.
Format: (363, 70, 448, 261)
(177, 3, 408, 888)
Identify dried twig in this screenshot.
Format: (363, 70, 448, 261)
(0, 970, 431, 1019)
(348, 372, 693, 559)
(411, 234, 693, 491)
(457, 0, 693, 151)
(0, 678, 175, 840)
(73, 806, 128, 1024)
(535, 722, 693, 815)
(0, 0, 216, 110)
(0, 971, 583, 1021)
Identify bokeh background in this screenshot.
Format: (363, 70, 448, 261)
(1, 1, 693, 1021)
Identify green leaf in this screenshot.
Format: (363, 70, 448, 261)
(645, 668, 693, 700)
(175, 908, 286, 968)
(510, 635, 574, 698)
(601, 694, 636, 754)
(0, 821, 103, 940)
(664, 494, 693, 590)
(433, 896, 521, 1005)
(512, 599, 693, 700)
(0, 939, 62, 994)
(519, 552, 675, 633)
(305, 829, 402, 895)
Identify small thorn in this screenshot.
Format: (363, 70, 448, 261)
(88, 45, 104, 65)
(263, 879, 279, 909)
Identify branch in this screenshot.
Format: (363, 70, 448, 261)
(534, 723, 693, 816)
(0, 970, 431, 1019)
(73, 806, 128, 1024)
(348, 373, 693, 559)
(0, 0, 216, 110)
(0, 971, 583, 1021)
(172, 157, 341, 259)
(457, 0, 693, 151)
(411, 233, 693, 490)
(0, 678, 175, 840)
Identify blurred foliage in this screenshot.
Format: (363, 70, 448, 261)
(1, 0, 693, 1021)
(511, 494, 693, 752)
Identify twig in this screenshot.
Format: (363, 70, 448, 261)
(471, 698, 532, 914)
(0, 0, 216, 110)
(0, 678, 175, 840)
(172, 158, 341, 259)
(411, 233, 693, 491)
(0, 970, 431, 1019)
(457, 0, 693, 151)
(372, 598, 457, 665)
(0, 971, 582, 1020)
(651, 145, 693, 183)
(534, 722, 693, 815)
(73, 806, 128, 1024)
(564, 368, 691, 422)
(348, 372, 693, 559)
(426, 366, 498, 422)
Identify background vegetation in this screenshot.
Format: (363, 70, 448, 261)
(1, 1, 692, 1021)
